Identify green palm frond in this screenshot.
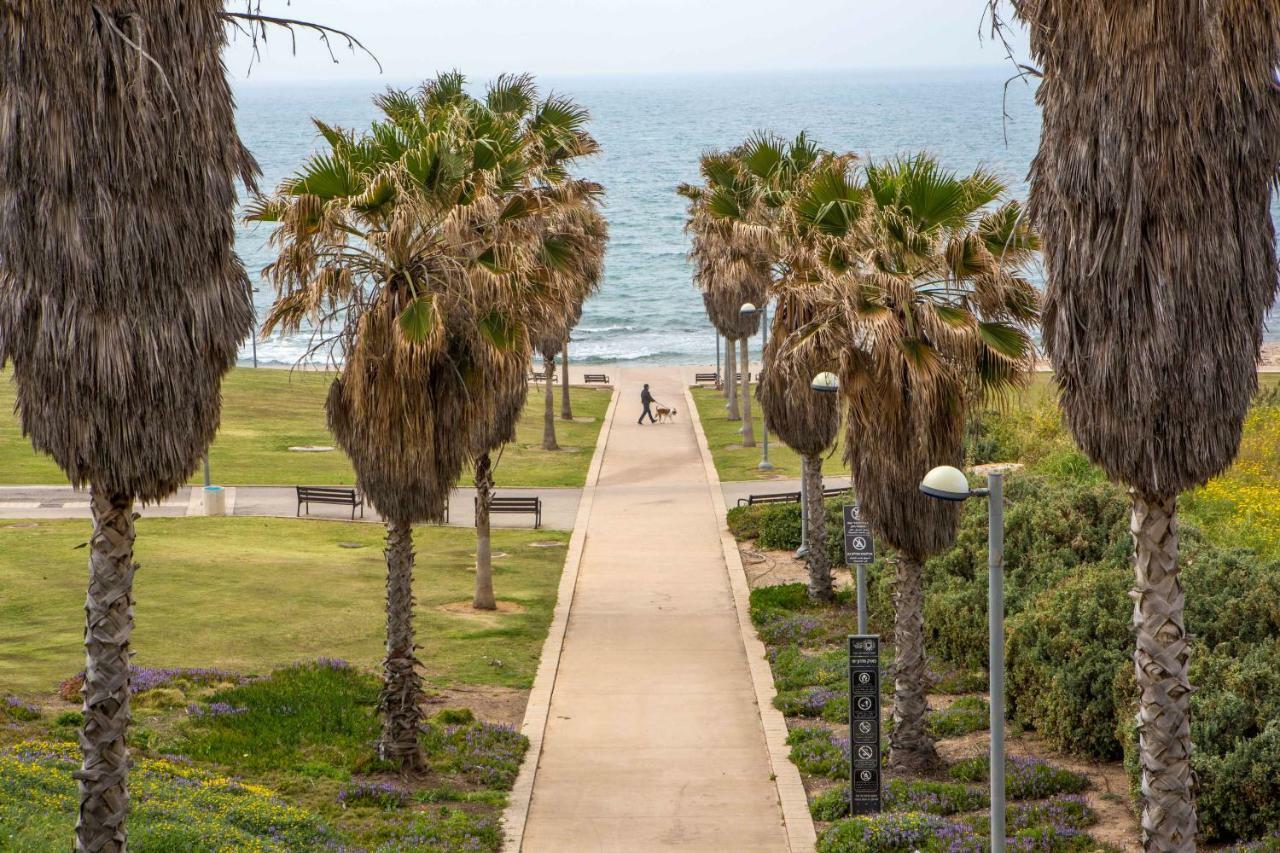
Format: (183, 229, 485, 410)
(486, 73, 537, 116)
(288, 154, 362, 200)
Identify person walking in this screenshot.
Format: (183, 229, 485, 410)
(638, 383, 658, 425)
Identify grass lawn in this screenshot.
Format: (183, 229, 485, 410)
(693, 372, 1280, 483)
(0, 368, 611, 488)
(690, 384, 845, 482)
(0, 517, 569, 696)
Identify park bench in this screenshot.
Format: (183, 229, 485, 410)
(694, 372, 719, 384)
(584, 373, 610, 384)
(528, 369, 554, 383)
(476, 495, 542, 529)
(296, 486, 364, 519)
(737, 485, 852, 507)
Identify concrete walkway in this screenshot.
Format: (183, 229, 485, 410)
(0, 485, 581, 530)
(518, 367, 792, 852)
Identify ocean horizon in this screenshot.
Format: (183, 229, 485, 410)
(232, 67, 1280, 368)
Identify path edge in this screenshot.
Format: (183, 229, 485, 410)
(501, 384, 620, 851)
(684, 385, 819, 853)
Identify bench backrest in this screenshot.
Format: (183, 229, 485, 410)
(490, 496, 540, 508)
(297, 486, 358, 500)
(748, 491, 800, 504)
(584, 374, 609, 382)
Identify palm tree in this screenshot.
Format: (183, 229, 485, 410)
(0, 6, 256, 848)
(806, 155, 1039, 771)
(1004, 5, 1280, 846)
(680, 150, 769, 425)
(760, 151, 862, 601)
(252, 72, 571, 767)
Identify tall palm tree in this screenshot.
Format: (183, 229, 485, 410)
(760, 151, 862, 601)
(0, 4, 256, 848)
(806, 155, 1039, 771)
(252, 72, 569, 767)
(1005, 5, 1280, 846)
(680, 150, 769, 425)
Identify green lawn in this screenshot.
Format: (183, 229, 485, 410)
(0, 517, 569, 695)
(0, 368, 611, 487)
(690, 385, 845, 482)
(693, 372, 1280, 483)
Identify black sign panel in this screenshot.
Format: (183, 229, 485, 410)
(844, 504, 874, 565)
(848, 634, 882, 814)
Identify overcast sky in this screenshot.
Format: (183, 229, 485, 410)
(226, 0, 1028, 83)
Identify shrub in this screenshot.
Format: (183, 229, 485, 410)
(931, 667, 987, 695)
(423, 721, 528, 790)
(729, 499, 849, 565)
(1006, 561, 1132, 759)
(432, 708, 476, 726)
(927, 696, 989, 739)
(786, 726, 849, 779)
(767, 646, 845, 692)
(810, 786, 851, 821)
(884, 778, 987, 815)
(338, 779, 411, 809)
(774, 686, 840, 718)
(816, 812, 978, 853)
(2, 696, 40, 722)
(53, 711, 83, 728)
(948, 755, 1087, 800)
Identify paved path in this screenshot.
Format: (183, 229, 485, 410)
(520, 367, 791, 852)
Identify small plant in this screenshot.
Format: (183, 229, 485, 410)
(424, 721, 529, 789)
(774, 686, 840, 718)
(338, 779, 411, 810)
(432, 708, 475, 726)
(927, 696, 989, 738)
(756, 612, 823, 647)
(53, 711, 83, 728)
(3, 696, 40, 722)
(931, 668, 987, 695)
(816, 812, 976, 853)
(809, 786, 851, 821)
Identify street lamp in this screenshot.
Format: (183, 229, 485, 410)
(739, 301, 772, 471)
(794, 371, 841, 558)
(920, 465, 1006, 852)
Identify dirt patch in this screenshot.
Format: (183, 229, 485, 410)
(740, 546, 854, 591)
(423, 685, 529, 729)
(437, 600, 526, 618)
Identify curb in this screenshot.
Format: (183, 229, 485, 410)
(501, 383, 620, 851)
(684, 385, 818, 853)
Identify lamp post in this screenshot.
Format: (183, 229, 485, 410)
(803, 371, 841, 559)
(920, 465, 1005, 852)
(739, 301, 772, 471)
(715, 329, 721, 390)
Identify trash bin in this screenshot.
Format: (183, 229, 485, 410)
(203, 485, 226, 516)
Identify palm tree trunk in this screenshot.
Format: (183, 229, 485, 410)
(802, 454, 833, 601)
(379, 518, 425, 772)
(541, 353, 559, 451)
(75, 488, 136, 853)
(740, 337, 755, 447)
(560, 340, 573, 420)
(722, 334, 732, 396)
(889, 552, 939, 772)
(726, 337, 740, 420)
(473, 453, 497, 611)
(1130, 493, 1195, 852)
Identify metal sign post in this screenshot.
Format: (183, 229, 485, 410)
(843, 505, 874, 635)
(848, 635, 881, 815)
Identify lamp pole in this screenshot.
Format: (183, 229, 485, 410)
(804, 371, 840, 558)
(986, 472, 1006, 851)
(758, 301, 771, 471)
(919, 466, 1005, 852)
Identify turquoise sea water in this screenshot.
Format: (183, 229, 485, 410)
(232, 68, 1277, 366)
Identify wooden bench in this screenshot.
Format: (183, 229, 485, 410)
(734, 372, 752, 382)
(694, 372, 719, 384)
(736, 486, 852, 507)
(528, 370, 554, 383)
(476, 495, 542, 529)
(584, 373, 610, 384)
(296, 486, 364, 519)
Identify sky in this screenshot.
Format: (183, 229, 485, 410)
(225, 0, 1030, 84)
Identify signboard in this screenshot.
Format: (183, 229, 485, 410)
(848, 634, 882, 815)
(844, 504, 874, 565)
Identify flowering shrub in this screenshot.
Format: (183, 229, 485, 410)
(373, 806, 501, 852)
(811, 779, 988, 822)
(425, 721, 528, 789)
(0, 740, 334, 850)
(948, 755, 1088, 800)
(756, 612, 824, 647)
(786, 726, 850, 779)
(187, 701, 248, 718)
(816, 811, 983, 853)
(338, 779, 411, 809)
(768, 646, 845, 692)
(774, 686, 840, 718)
(3, 696, 40, 721)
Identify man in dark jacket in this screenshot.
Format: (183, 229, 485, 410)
(638, 384, 658, 425)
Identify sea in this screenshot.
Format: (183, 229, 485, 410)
(231, 67, 1279, 367)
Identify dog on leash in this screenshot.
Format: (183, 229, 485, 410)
(655, 406, 678, 423)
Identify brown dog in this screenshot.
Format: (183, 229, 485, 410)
(655, 406, 678, 423)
